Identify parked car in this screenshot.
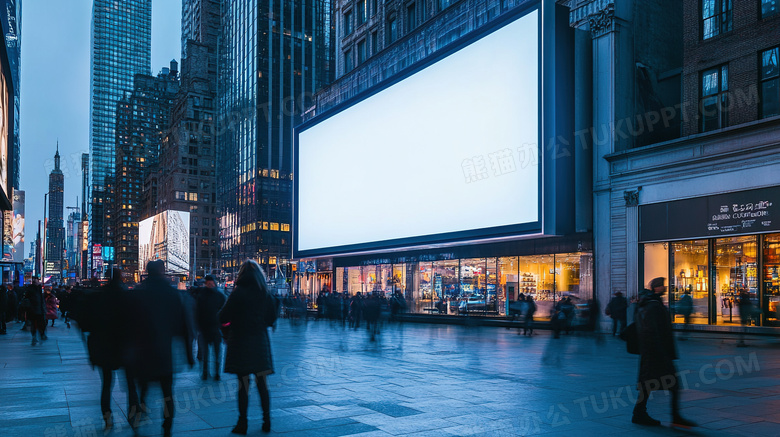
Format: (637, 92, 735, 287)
(459, 295, 495, 313)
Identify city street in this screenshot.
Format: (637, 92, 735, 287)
(1, 319, 779, 436)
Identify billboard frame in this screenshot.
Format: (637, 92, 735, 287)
(293, 0, 573, 259)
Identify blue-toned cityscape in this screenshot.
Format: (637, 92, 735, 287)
(1, 0, 780, 436)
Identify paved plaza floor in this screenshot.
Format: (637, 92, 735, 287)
(1, 318, 779, 436)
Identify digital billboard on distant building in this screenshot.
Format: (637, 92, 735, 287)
(11, 189, 22, 262)
(139, 210, 190, 276)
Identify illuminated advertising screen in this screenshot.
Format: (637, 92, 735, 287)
(12, 190, 24, 262)
(139, 210, 191, 275)
(0, 64, 7, 207)
(295, 6, 542, 258)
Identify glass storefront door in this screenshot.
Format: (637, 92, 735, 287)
(671, 240, 709, 324)
(714, 236, 758, 325)
(433, 260, 459, 314)
(498, 257, 518, 315)
(763, 235, 780, 327)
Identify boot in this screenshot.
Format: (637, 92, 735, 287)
(232, 416, 248, 435)
(262, 412, 271, 433)
(631, 412, 661, 426)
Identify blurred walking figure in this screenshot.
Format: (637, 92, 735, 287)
(523, 295, 536, 336)
(676, 290, 693, 340)
(0, 283, 8, 334)
(6, 283, 18, 326)
(79, 268, 131, 432)
(607, 291, 628, 336)
(632, 277, 696, 428)
(736, 289, 755, 347)
(23, 279, 45, 344)
(219, 260, 279, 434)
(124, 260, 194, 436)
(44, 287, 59, 327)
(195, 275, 226, 381)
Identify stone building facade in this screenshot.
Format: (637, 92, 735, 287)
(594, 0, 780, 331)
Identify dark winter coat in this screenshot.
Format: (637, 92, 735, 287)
(219, 284, 274, 376)
(80, 281, 127, 370)
(23, 285, 45, 316)
(123, 275, 193, 381)
(635, 290, 677, 389)
(607, 295, 628, 319)
(0, 287, 6, 316)
(5, 289, 17, 320)
(195, 286, 227, 342)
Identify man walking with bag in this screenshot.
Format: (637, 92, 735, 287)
(632, 277, 696, 428)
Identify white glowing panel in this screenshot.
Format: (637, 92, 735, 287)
(297, 10, 539, 253)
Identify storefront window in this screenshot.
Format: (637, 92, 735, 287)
(417, 262, 433, 312)
(433, 260, 459, 314)
(327, 251, 592, 318)
(643, 243, 668, 302)
(714, 236, 757, 325)
(671, 240, 709, 324)
(518, 255, 554, 320)
(378, 264, 393, 296)
(499, 257, 519, 311)
(763, 235, 780, 326)
(487, 259, 499, 314)
(392, 264, 406, 297)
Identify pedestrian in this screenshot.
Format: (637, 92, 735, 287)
(45, 286, 59, 327)
(607, 291, 628, 336)
(736, 289, 754, 347)
(0, 283, 8, 335)
(219, 260, 279, 434)
(676, 290, 693, 339)
(632, 277, 696, 428)
(23, 279, 46, 345)
(79, 268, 132, 432)
(6, 283, 18, 325)
(123, 260, 194, 436)
(523, 295, 536, 336)
(195, 275, 227, 381)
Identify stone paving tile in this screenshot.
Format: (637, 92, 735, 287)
(3, 319, 780, 436)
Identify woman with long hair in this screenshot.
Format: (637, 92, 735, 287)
(219, 260, 277, 434)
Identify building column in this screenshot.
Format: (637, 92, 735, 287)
(624, 189, 640, 299)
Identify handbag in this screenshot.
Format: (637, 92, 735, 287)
(620, 322, 639, 355)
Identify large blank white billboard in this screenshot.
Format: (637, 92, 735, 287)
(296, 8, 540, 257)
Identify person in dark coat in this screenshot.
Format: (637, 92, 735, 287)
(632, 277, 696, 428)
(79, 268, 133, 431)
(195, 275, 227, 380)
(219, 260, 278, 434)
(607, 291, 628, 335)
(523, 295, 536, 336)
(5, 283, 17, 329)
(44, 287, 59, 327)
(0, 283, 8, 334)
(24, 279, 46, 345)
(124, 260, 194, 436)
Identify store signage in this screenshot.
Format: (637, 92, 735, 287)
(640, 186, 780, 241)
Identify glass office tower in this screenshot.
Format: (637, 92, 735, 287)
(217, 0, 334, 279)
(89, 0, 151, 277)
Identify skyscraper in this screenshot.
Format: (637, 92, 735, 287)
(1, 0, 20, 191)
(157, 0, 221, 281)
(89, 0, 151, 277)
(217, 0, 335, 278)
(113, 66, 179, 278)
(46, 146, 64, 279)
